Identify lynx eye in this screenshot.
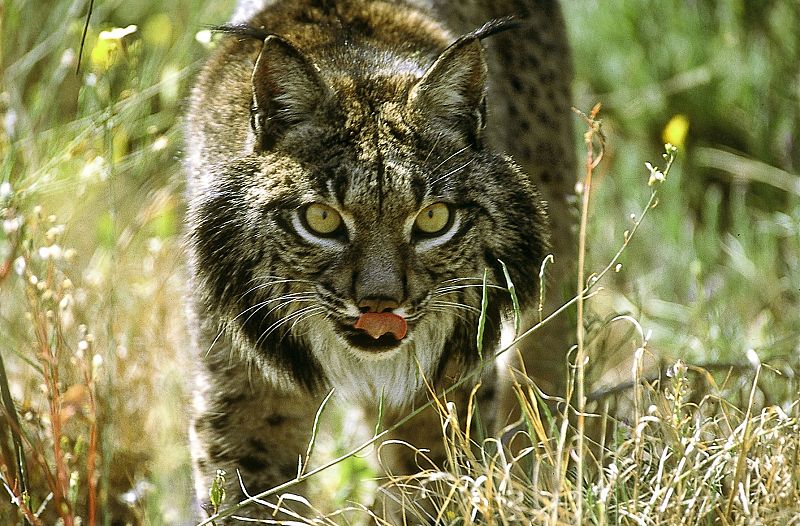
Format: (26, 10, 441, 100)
(304, 203, 342, 236)
(414, 202, 451, 235)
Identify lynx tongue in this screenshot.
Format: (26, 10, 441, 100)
(353, 312, 407, 340)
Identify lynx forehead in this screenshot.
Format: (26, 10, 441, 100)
(186, 0, 574, 521)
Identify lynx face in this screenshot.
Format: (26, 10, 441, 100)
(188, 29, 548, 405)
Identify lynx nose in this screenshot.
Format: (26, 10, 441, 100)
(358, 297, 400, 314)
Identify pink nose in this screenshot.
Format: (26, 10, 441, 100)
(358, 297, 400, 314)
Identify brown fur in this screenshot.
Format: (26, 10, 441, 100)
(185, 0, 575, 521)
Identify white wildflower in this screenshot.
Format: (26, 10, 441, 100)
(60, 48, 76, 68)
(151, 135, 169, 151)
(3, 217, 21, 234)
(646, 161, 665, 186)
(3, 109, 17, 139)
(99, 25, 138, 40)
(746, 348, 760, 368)
(195, 29, 213, 46)
(80, 156, 109, 182)
(13, 256, 25, 275)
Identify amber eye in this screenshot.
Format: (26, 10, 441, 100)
(304, 203, 342, 235)
(414, 202, 451, 235)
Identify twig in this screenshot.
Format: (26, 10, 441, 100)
(83, 352, 99, 526)
(573, 102, 605, 523)
(27, 276, 74, 525)
(0, 349, 31, 522)
(0, 467, 42, 525)
(76, 0, 96, 75)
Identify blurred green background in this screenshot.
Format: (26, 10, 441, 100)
(0, 0, 798, 523)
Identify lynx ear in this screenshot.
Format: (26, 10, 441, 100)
(407, 37, 488, 146)
(251, 35, 327, 149)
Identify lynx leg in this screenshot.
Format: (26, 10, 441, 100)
(191, 362, 320, 522)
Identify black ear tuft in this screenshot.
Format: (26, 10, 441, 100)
(251, 36, 327, 150)
(407, 37, 488, 146)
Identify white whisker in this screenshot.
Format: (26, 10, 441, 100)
(429, 145, 469, 174)
(430, 299, 482, 315)
(236, 292, 314, 318)
(440, 276, 485, 284)
(430, 158, 475, 185)
(434, 284, 504, 295)
(238, 278, 314, 299)
(255, 305, 326, 346)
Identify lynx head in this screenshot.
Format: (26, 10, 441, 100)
(188, 23, 549, 400)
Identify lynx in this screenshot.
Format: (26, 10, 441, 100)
(185, 0, 575, 520)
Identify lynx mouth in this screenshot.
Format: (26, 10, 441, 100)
(342, 330, 404, 352)
(336, 314, 410, 352)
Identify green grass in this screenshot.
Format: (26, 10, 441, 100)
(1, 1, 798, 524)
(564, 1, 800, 372)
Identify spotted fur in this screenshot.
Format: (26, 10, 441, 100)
(186, 0, 575, 520)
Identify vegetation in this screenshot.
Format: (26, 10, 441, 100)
(1, 1, 798, 524)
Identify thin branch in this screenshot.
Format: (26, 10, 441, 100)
(573, 102, 605, 523)
(0, 349, 30, 519)
(76, 0, 96, 75)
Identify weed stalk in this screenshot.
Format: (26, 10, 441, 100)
(574, 102, 605, 523)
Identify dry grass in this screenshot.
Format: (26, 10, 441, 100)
(374, 364, 800, 526)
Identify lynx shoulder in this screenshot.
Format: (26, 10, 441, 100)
(185, 0, 574, 520)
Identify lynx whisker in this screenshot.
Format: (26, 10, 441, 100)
(240, 294, 316, 328)
(262, 296, 316, 320)
(232, 292, 315, 322)
(430, 158, 475, 185)
(429, 299, 482, 315)
(203, 294, 313, 357)
(434, 284, 504, 295)
(314, 288, 351, 313)
(254, 305, 326, 347)
(245, 274, 314, 284)
(422, 133, 443, 163)
(284, 310, 332, 340)
(429, 145, 470, 174)
(440, 276, 485, 283)
(238, 278, 315, 299)
(204, 328, 228, 357)
(425, 305, 472, 324)
(287, 306, 325, 334)
(271, 306, 326, 341)
(259, 291, 316, 306)
(200, 296, 315, 356)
